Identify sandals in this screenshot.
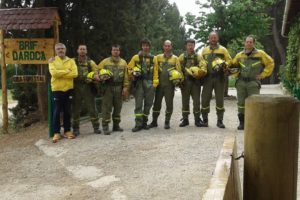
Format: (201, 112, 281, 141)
(52, 132, 76, 143)
(52, 133, 61, 143)
(64, 131, 76, 139)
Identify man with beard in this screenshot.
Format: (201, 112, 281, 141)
(72, 44, 100, 136)
(179, 38, 207, 127)
(96, 44, 129, 135)
(201, 31, 232, 128)
(230, 35, 274, 130)
(149, 40, 182, 129)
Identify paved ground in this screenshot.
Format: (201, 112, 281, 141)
(0, 84, 290, 200)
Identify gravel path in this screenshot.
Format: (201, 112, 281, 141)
(0, 84, 288, 200)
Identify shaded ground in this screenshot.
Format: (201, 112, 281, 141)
(0, 84, 288, 200)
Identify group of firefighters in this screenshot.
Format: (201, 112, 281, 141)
(49, 31, 274, 143)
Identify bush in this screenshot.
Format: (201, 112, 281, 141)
(0, 64, 16, 90)
(280, 21, 300, 100)
(9, 65, 38, 128)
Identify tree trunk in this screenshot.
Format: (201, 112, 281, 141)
(33, 0, 49, 120)
(272, 4, 286, 65)
(37, 65, 48, 120)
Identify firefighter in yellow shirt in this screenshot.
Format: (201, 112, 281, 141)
(128, 39, 158, 132)
(179, 38, 207, 127)
(201, 31, 232, 128)
(72, 44, 100, 136)
(94, 44, 129, 135)
(49, 43, 78, 143)
(230, 35, 274, 130)
(149, 40, 183, 129)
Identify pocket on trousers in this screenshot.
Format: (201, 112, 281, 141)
(235, 79, 240, 88)
(255, 81, 261, 89)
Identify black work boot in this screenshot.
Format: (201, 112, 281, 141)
(94, 127, 101, 134)
(217, 120, 225, 128)
(113, 124, 123, 132)
(73, 129, 80, 136)
(132, 126, 143, 132)
(202, 116, 208, 127)
(149, 120, 158, 128)
(103, 125, 111, 135)
(195, 117, 205, 127)
(237, 113, 244, 130)
(164, 120, 170, 129)
(142, 122, 150, 130)
(179, 118, 189, 127)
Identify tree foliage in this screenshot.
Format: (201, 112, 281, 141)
(185, 0, 275, 48)
(2, 0, 186, 59)
(42, 0, 186, 60)
(280, 21, 300, 100)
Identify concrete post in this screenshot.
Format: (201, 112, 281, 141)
(244, 95, 299, 200)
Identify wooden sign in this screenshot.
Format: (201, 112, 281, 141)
(12, 75, 46, 83)
(4, 38, 54, 64)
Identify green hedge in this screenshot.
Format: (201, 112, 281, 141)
(281, 21, 300, 100)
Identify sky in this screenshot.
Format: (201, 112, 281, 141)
(169, 0, 204, 49)
(169, 0, 200, 16)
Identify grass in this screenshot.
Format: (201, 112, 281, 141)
(0, 89, 14, 104)
(229, 77, 237, 88)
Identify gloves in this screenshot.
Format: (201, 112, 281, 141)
(86, 71, 95, 82)
(153, 79, 159, 88)
(198, 70, 206, 78)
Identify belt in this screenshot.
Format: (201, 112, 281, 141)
(74, 79, 87, 84)
(239, 77, 256, 82)
(141, 75, 152, 81)
(109, 82, 123, 86)
(208, 72, 222, 78)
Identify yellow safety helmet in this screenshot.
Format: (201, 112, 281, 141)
(99, 69, 113, 81)
(186, 66, 206, 79)
(132, 65, 142, 78)
(86, 71, 96, 82)
(212, 57, 226, 72)
(169, 69, 183, 86)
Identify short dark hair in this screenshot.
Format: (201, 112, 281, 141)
(112, 44, 121, 50)
(246, 35, 256, 43)
(140, 38, 151, 47)
(77, 44, 87, 48)
(185, 38, 196, 45)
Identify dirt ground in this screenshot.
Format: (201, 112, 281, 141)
(0, 84, 290, 200)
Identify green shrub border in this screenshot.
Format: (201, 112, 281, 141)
(281, 20, 300, 100)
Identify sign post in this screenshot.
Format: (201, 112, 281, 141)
(0, 7, 60, 135)
(0, 29, 8, 133)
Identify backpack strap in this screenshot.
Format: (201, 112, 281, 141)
(87, 58, 92, 72)
(183, 52, 188, 68)
(138, 54, 143, 66)
(193, 54, 199, 66)
(183, 52, 198, 67)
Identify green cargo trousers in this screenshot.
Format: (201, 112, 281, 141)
(181, 77, 201, 119)
(236, 79, 260, 114)
(201, 75, 225, 120)
(133, 79, 155, 127)
(72, 82, 99, 130)
(152, 84, 175, 122)
(102, 84, 123, 126)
